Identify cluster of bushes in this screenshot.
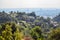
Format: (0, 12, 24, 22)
(0, 22, 60, 40)
(0, 22, 23, 40)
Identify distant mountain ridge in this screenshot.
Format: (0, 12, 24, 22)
(0, 8, 60, 18)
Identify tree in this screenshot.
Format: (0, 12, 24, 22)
(48, 28, 60, 40)
(30, 26, 43, 40)
(2, 11, 5, 13)
(0, 36, 5, 40)
(2, 25, 13, 40)
(10, 11, 13, 14)
(14, 28, 23, 40)
(28, 12, 36, 17)
(0, 22, 24, 40)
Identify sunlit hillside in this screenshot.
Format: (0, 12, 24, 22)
(0, 10, 60, 40)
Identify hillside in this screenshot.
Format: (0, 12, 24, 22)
(0, 11, 13, 23)
(53, 14, 60, 22)
(0, 11, 60, 40)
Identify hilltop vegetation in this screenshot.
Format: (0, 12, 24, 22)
(0, 11, 60, 40)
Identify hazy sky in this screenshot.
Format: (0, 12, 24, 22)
(0, 0, 60, 8)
